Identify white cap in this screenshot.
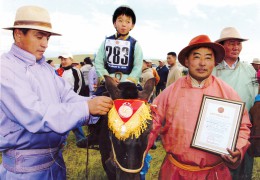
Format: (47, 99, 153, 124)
(58, 52, 73, 59)
(143, 59, 152, 63)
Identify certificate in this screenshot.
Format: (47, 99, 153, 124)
(191, 95, 245, 155)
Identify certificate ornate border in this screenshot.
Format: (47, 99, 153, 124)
(191, 95, 245, 155)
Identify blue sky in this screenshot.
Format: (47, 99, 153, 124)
(0, 0, 260, 63)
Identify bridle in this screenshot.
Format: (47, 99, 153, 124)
(109, 135, 146, 173)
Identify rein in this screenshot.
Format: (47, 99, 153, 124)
(85, 137, 89, 179)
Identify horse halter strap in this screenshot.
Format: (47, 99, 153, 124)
(109, 135, 146, 173)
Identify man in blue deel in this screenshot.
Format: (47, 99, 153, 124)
(0, 5, 113, 179)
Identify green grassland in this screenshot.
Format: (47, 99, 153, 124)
(1, 130, 260, 179)
(63, 128, 164, 180)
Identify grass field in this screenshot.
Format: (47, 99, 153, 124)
(63, 129, 164, 180)
(0, 130, 164, 180)
(1, 130, 260, 179)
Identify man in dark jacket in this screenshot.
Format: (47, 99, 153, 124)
(156, 59, 169, 96)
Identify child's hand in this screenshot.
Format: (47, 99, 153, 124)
(93, 84, 97, 91)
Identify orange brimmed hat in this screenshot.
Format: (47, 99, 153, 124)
(3, 5, 61, 36)
(178, 35, 225, 67)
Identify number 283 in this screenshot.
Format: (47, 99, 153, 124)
(106, 46, 129, 65)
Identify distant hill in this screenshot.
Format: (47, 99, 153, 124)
(48, 54, 163, 65)
(47, 54, 95, 65)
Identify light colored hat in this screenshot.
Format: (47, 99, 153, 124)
(178, 35, 225, 68)
(3, 5, 61, 36)
(143, 59, 152, 63)
(251, 58, 260, 65)
(58, 52, 73, 59)
(215, 27, 248, 43)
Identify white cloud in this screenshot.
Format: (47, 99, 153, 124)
(169, 0, 259, 17)
(114, 0, 128, 6)
(46, 9, 115, 56)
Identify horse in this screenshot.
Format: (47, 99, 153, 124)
(95, 75, 155, 180)
(249, 79, 260, 157)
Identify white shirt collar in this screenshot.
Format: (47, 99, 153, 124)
(190, 76, 206, 88)
(223, 59, 239, 69)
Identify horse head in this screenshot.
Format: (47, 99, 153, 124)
(104, 75, 155, 179)
(105, 75, 155, 100)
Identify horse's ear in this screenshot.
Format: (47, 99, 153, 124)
(138, 78, 155, 100)
(104, 75, 121, 99)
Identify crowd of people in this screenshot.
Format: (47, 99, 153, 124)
(0, 4, 259, 180)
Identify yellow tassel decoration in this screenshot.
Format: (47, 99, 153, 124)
(108, 102, 152, 141)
